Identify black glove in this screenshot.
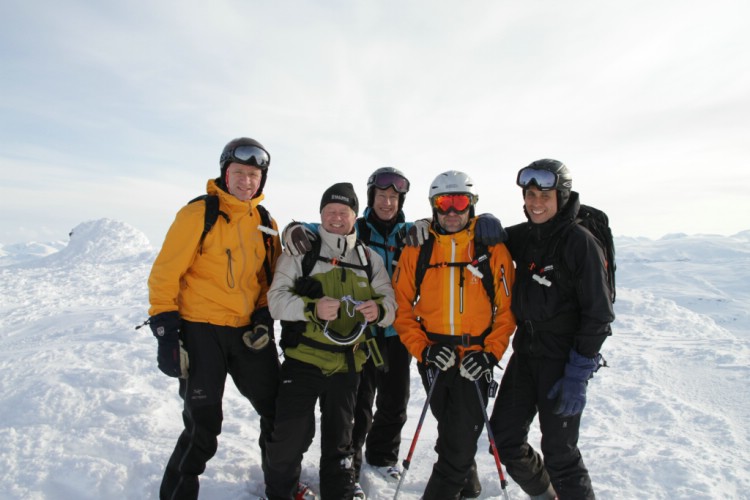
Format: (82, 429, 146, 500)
(282, 222, 317, 256)
(474, 213, 507, 246)
(149, 311, 189, 378)
(547, 350, 602, 417)
(294, 276, 324, 299)
(459, 351, 498, 381)
(402, 218, 431, 247)
(244, 306, 274, 351)
(422, 343, 456, 371)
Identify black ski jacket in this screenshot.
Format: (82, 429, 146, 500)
(506, 191, 614, 359)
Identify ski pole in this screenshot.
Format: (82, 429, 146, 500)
(393, 368, 439, 500)
(474, 379, 510, 500)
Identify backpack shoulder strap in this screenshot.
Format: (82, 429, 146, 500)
(300, 236, 322, 278)
(355, 239, 373, 282)
(255, 204, 275, 284)
(413, 236, 435, 305)
(355, 218, 371, 245)
(188, 194, 229, 255)
(473, 241, 496, 307)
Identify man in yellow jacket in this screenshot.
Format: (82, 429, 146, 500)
(147, 137, 282, 500)
(392, 170, 516, 500)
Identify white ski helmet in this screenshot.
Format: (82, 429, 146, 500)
(429, 170, 479, 204)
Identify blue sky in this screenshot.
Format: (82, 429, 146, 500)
(2, 0, 749, 246)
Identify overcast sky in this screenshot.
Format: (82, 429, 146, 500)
(2, 0, 748, 246)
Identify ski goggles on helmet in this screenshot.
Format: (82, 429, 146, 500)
(432, 194, 473, 214)
(229, 145, 270, 168)
(516, 167, 558, 190)
(368, 171, 410, 193)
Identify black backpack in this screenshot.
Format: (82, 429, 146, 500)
(188, 194, 276, 284)
(557, 204, 616, 303)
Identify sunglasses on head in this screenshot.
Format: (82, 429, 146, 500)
(516, 167, 558, 190)
(432, 194, 473, 214)
(231, 145, 270, 168)
(369, 172, 410, 193)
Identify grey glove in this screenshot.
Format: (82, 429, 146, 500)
(403, 218, 431, 247)
(282, 222, 317, 256)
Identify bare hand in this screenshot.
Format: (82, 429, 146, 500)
(355, 300, 380, 323)
(315, 297, 341, 321)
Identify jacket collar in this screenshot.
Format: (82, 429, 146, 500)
(524, 191, 580, 240)
(319, 226, 359, 256)
(430, 217, 477, 245)
(206, 178, 265, 218)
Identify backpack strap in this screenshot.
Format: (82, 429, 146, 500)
(255, 204, 275, 284)
(413, 237, 495, 308)
(188, 195, 229, 255)
(413, 237, 435, 307)
(412, 236, 497, 343)
(299, 236, 372, 281)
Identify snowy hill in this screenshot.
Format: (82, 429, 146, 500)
(0, 220, 748, 499)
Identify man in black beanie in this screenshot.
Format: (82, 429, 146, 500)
(265, 182, 397, 500)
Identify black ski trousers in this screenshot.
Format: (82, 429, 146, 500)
(160, 321, 280, 500)
(351, 335, 412, 480)
(265, 358, 360, 500)
(489, 353, 595, 500)
(418, 364, 489, 500)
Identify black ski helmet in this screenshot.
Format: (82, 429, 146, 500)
(366, 166, 410, 211)
(518, 158, 572, 208)
(218, 137, 271, 198)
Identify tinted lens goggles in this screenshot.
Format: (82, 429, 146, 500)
(432, 194, 472, 214)
(232, 145, 270, 168)
(369, 172, 410, 193)
(516, 167, 558, 190)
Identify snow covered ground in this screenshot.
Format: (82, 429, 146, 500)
(0, 219, 748, 500)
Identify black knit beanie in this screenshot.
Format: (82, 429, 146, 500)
(320, 182, 359, 214)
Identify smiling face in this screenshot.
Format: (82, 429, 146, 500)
(371, 186, 400, 221)
(225, 162, 263, 201)
(321, 203, 357, 235)
(524, 186, 558, 224)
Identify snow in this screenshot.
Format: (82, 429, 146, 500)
(0, 218, 748, 499)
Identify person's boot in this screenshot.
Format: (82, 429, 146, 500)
(423, 473, 461, 500)
(459, 461, 481, 498)
(529, 483, 557, 500)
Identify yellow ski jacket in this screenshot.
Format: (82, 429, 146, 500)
(148, 179, 281, 327)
